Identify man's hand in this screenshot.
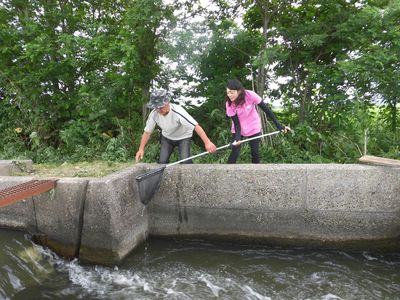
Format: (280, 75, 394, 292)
(194, 125, 217, 153)
(205, 141, 217, 153)
(135, 149, 144, 162)
(135, 132, 151, 162)
(281, 126, 291, 134)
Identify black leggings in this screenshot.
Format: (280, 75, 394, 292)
(227, 132, 261, 164)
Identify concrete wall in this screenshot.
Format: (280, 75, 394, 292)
(149, 164, 400, 245)
(32, 178, 89, 258)
(0, 177, 37, 231)
(1, 162, 399, 265)
(79, 167, 148, 265)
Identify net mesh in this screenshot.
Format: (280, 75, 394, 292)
(136, 167, 165, 205)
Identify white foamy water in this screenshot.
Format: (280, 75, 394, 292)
(1, 232, 400, 300)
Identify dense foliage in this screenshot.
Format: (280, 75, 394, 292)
(0, 0, 398, 164)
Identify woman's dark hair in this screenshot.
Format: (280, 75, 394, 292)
(225, 79, 246, 106)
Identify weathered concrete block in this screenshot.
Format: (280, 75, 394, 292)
(0, 176, 37, 231)
(149, 164, 400, 245)
(150, 205, 305, 238)
(307, 164, 400, 212)
(0, 160, 33, 176)
(79, 166, 148, 265)
(303, 210, 400, 240)
(33, 178, 89, 258)
(154, 164, 307, 210)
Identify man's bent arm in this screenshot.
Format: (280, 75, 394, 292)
(135, 131, 151, 161)
(194, 125, 216, 153)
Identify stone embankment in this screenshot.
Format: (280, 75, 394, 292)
(0, 159, 399, 265)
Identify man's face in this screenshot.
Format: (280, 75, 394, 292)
(156, 102, 170, 116)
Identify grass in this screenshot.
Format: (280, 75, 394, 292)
(14, 160, 136, 178)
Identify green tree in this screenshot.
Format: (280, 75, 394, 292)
(337, 0, 400, 134)
(0, 0, 173, 161)
(194, 22, 263, 143)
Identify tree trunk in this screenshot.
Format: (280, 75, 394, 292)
(299, 85, 310, 123)
(390, 99, 397, 133)
(255, 0, 271, 97)
(255, 0, 273, 142)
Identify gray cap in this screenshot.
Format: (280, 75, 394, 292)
(147, 90, 170, 109)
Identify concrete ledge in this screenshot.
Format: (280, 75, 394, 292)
(0, 160, 33, 176)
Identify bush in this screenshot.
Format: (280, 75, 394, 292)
(102, 137, 130, 162)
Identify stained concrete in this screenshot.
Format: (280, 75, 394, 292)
(0, 160, 32, 176)
(0, 161, 399, 265)
(79, 166, 148, 265)
(33, 178, 89, 258)
(148, 164, 400, 243)
(0, 177, 37, 231)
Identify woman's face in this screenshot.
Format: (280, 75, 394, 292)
(226, 88, 239, 102)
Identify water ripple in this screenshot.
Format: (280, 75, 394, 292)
(1, 232, 399, 300)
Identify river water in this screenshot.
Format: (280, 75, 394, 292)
(1, 229, 399, 300)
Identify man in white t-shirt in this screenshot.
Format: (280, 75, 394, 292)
(135, 90, 216, 163)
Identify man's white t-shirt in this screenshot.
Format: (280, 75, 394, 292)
(144, 103, 198, 140)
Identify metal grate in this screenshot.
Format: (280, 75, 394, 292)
(0, 179, 57, 209)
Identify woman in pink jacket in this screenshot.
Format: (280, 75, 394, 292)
(225, 79, 289, 163)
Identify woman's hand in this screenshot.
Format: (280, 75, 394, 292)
(232, 140, 241, 146)
(281, 126, 291, 134)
